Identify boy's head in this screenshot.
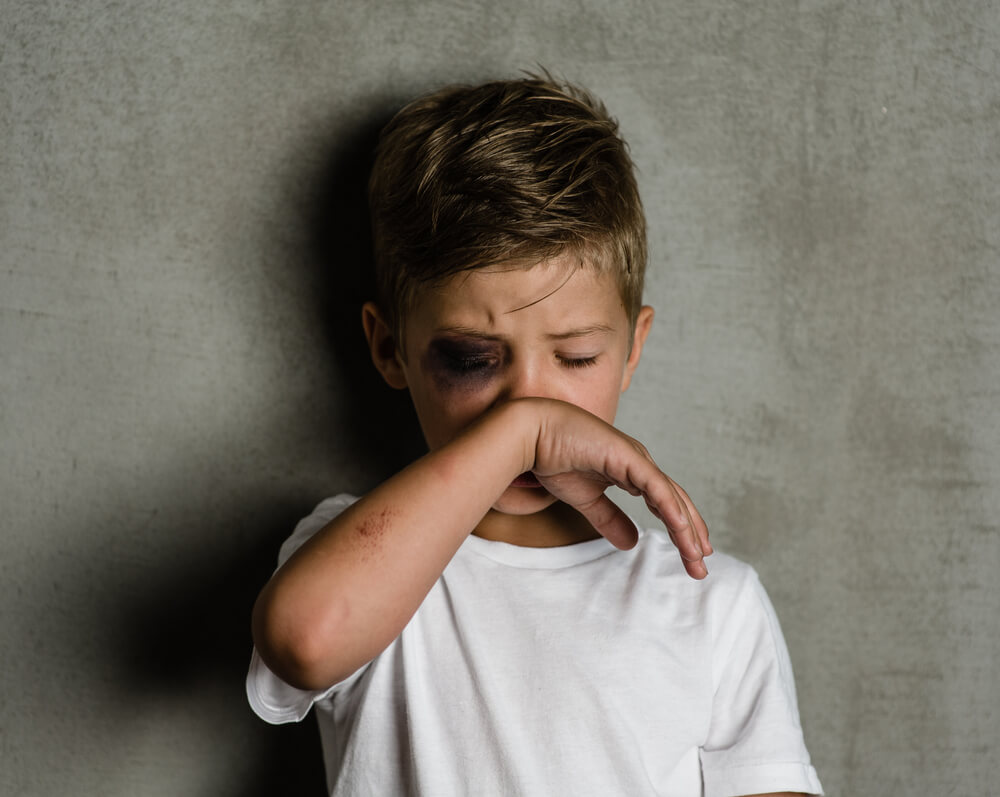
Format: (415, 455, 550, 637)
(368, 73, 647, 351)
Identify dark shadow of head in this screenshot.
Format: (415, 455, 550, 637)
(303, 106, 426, 475)
(111, 101, 427, 797)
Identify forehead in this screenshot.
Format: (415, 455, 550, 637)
(405, 257, 628, 338)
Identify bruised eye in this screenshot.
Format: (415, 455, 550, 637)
(442, 351, 500, 374)
(426, 338, 503, 381)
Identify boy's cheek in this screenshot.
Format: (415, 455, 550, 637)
(559, 370, 626, 424)
(427, 369, 496, 395)
(410, 392, 495, 450)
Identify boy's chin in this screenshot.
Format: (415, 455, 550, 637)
(491, 484, 559, 515)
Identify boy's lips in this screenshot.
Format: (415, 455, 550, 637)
(511, 472, 542, 488)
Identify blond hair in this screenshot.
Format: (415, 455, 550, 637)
(369, 74, 647, 345)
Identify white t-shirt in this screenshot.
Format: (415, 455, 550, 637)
(247, 494, 823, 797)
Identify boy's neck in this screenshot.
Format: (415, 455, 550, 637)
(472, 502, 602, 548)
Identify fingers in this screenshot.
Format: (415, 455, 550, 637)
(533, 404, 710, 575)
(656, 504, 708, 579)
(573, 493, 640, 551)
(665, 505, 709, 580)
(630, 464, 709, 580)
(603, 438, 711, 579)
(668, 478, 712, 556)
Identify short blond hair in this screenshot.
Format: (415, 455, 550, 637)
(369, 74, 647, 345)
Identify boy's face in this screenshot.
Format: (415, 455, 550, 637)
(365, 253, 653, 517)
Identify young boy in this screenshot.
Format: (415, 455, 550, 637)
(247, 75, 823, 796)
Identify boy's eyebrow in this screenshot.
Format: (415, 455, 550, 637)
(431, 324, 615, 341)
(431, 327, 504, 341)
(545, 324, 616, 340)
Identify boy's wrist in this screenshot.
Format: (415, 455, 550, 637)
(488, 398, 546, 476)
(429, 399, 542, 491)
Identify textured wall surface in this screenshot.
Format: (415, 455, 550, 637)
(2, 2, 997, 795)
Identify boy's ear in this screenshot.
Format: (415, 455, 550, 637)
(361, 302, 408, 390)
(620, 305, 654, 393)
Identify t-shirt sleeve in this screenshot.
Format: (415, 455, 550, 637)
(245, 493, 362, 725)
(700, 564, 824, 797)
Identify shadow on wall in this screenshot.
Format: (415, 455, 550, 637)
(304, 105, 426, 477)
(119, 500, 330, 794)
(111, 106, 424, 794)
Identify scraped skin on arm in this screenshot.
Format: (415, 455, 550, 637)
(251, 255, 711, 691)
(355, 507, 393, 561)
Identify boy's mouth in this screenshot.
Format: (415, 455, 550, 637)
(511, 472, 542, 488)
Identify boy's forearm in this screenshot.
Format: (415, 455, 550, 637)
(252, 401, 537, 690)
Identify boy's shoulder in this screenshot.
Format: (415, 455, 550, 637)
(633, 522, 763, 590)
(634, 528, 774, 633)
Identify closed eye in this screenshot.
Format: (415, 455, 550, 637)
(558, 355, 599, 369)
(443, 352, 500, 374)
(428, 338, 503, 376)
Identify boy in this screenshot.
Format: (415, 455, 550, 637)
(247, 75, 823, 796)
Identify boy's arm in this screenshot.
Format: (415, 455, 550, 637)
(252, 397, 709, 691)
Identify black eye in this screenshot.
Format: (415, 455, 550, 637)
(442, 351, 499, 374)
(427, 339, 503, 379)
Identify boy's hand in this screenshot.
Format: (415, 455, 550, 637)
(524, 398, 712, 577)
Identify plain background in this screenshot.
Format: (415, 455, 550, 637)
(2, 2, 997, 795)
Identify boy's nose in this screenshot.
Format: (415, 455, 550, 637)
(494, 359, 556, 404)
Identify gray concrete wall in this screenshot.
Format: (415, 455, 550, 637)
(2, 2, 997, 794)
